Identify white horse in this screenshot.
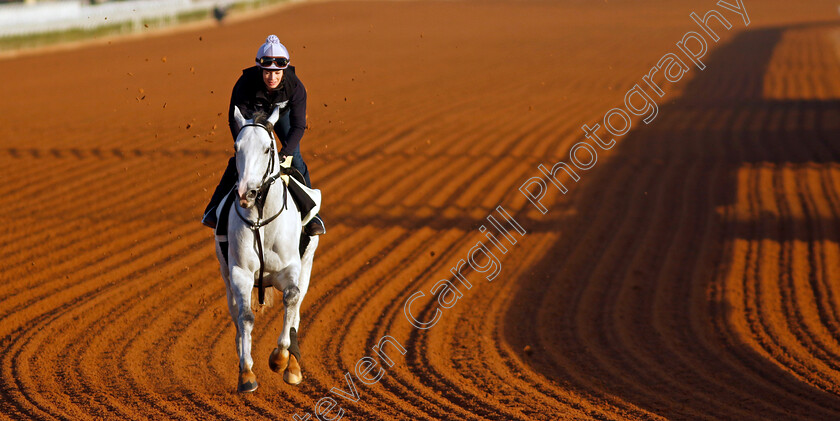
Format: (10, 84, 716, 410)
(216, 105, 319, 393)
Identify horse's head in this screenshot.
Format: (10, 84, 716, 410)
(232, 105, 282, 208)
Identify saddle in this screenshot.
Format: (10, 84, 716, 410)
(215, 159, 321, 265)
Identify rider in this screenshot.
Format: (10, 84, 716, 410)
(201, 35, 326, 236)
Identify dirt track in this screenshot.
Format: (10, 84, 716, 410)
(1, 0, 840, 419)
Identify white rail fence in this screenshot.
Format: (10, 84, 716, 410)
(0, 0, 238, 38)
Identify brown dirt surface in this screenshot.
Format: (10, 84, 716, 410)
(2, 0, 840, 419)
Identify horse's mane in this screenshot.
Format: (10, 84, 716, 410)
(251, 109, 274, 134)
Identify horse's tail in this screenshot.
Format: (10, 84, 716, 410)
(250, 287, 278, 313)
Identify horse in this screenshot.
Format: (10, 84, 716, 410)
(215, 105, 319, 393)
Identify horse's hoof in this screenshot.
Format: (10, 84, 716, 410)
(238, 370, 259, 393)
(269, 348, 289, 373)
(283, 354, 303, 385)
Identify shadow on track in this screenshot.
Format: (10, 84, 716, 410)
(504, 22, 840, 419)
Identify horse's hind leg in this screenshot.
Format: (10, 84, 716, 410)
(269, 237, 318, 383)
(292, 236, 318, 332)
(269, 284, 303, 384)
(230, 267, 258, 393)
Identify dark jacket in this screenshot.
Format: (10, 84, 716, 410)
(228, 65, 307, 155)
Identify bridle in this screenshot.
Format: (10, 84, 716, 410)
(233, 121, 293, 305)
(233, 122, 289, 229)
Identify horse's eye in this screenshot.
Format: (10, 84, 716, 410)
(264, 148, 270, 154)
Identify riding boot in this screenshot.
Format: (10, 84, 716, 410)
(304, 215, 326, 236)
(201, 156, 237, 229)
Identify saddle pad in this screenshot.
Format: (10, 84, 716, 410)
(215, 188, 235, 243)
(278, 154, 321, 226)
(288, 177, 321, 226)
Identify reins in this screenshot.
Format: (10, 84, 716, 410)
(233, 122, 293, 305)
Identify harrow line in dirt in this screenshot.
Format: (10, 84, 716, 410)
(775, 166, 840, 386)
(539, 164, 670, 415)
(814, 165, 840, 331)
(566, 164, 684, 410)
(5, 229, 210, 419)
(359, 230, 497, 420)
(291, 228, 449, 419)
(642, 162, 761, 418)
(430, 233, 602, 419)
(0, 220, 180, 319)
(491, 235, 632, 420)
(500, 174, 669, 419)
(81, 248, 224, 419)
(3, 1, 840, 419)
(2, 158, 122, 219)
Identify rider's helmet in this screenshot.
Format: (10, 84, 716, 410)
(256, 35, 290, 70)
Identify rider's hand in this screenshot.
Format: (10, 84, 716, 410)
(279, 154, 292, 168)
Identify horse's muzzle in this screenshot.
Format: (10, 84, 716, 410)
(239, 188, 257, 208)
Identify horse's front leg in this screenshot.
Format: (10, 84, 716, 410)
(223, 278, 241, 365)
(230, 266, 258, 393)
(268, 265, 303, 384)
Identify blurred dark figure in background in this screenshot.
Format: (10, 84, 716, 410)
(213, 4, 228, 23)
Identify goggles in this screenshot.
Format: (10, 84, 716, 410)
(257, 56, 289, 69)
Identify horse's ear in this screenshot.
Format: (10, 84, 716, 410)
(233, 106, 247, 130)
(267, 105, 281, 125)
